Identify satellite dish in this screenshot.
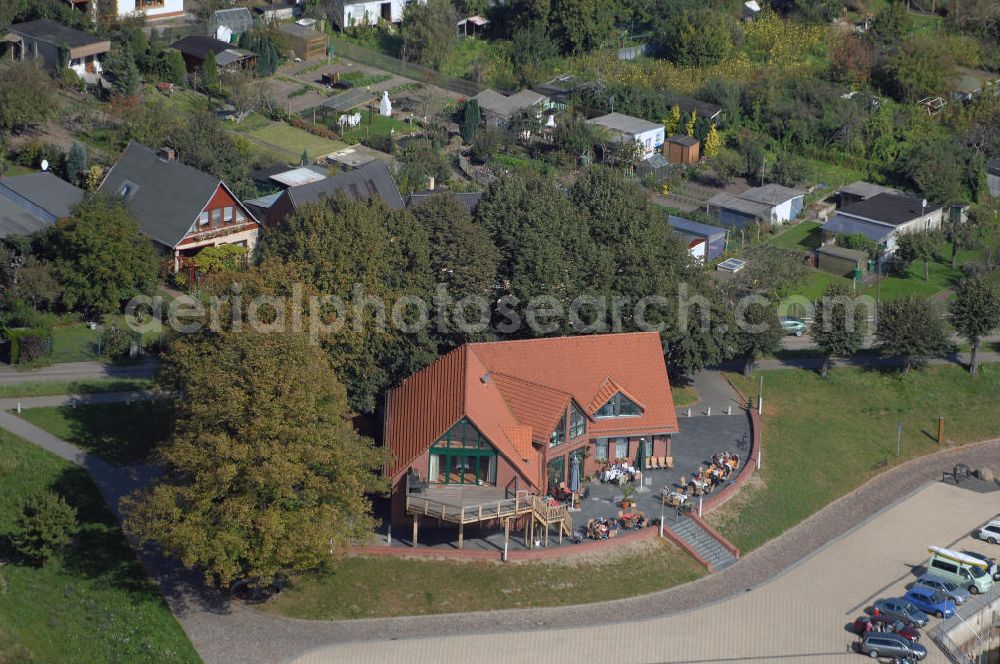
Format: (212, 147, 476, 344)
(40, 159, 49, 171)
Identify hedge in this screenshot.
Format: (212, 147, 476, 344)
(6, 328, 52, 365)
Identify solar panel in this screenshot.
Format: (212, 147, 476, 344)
(716, 258, 746, 273)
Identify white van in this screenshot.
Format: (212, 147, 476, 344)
(927, 546, 994, 595)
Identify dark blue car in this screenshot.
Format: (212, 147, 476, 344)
(903, 587, 956, 619)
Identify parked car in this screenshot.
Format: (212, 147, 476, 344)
(978, 520, 1000, 545)
(860, 633, 927, 660)
(852, 615, 920, 642)
(927, 547, 994, 594)
(903, 587, 956, 619)
(779, 316, 806, 336)
(913, 574, 970, 605)
(960, 550, 1000, 581)
(872, 599, 930, 627)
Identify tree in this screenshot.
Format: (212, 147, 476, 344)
(703, 124, 721, 158)
(658, 8, 733, 67)
(200, 50, 219, 91)
(950, 274, 1000, 376)
(65, 142, 87, 187)
(300, 148, 309, 166)
(44, 196, 158, 317)
(735, 246, 810, 297)
(222, 70, 271, 124)
(552, 111, 600, 156)
(868, 0, 911, 49)
(831, 34, 874, 86)
(771, 151, 803, 187)
(0, 61, 58, 131)
(879, 35, 956, 102)
(896, 230, 939, 282)
(471, 126, 503, 164)
(107, 45, 141, 97)
(123, 328, 389, 588)
(8, 256, 61, 310)
(400, 0, 458, 69)
(168, 111, 255, 199)
(730, 299, 782, 377)
(663, 105, 681, 136)
(510, 23, 558, 87)
(685, 109, 697, 137)
(11, 491, 78, 565)
(875, 295, 950, 375)
(161, 49, 187, 85)
(460, 99, 480, 144)
(896, 135, 969, 205)
(810, 282, 868, 377)
(549, 0, 615, 55)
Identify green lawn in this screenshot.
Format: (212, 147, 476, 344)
(671, 385, 699, 407)
(769, 221, 822, 251)
(18, 401, 173, 466)
(49, 325, 100, 363)
(783, 269, 856, 303)
(710, 365, 1000, 553)
(440, 37, 492, 79)
(0, 430, 200, 663)
(0, 378, 153, 399)
(336, 109, 416, 143)
(1, 163, 36, 177)
(243, 122, 346, 163)
(259, 538, 705, 620)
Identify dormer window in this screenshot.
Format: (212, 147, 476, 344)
(119, 179, 138, 199)
(595, 392, 642, 418)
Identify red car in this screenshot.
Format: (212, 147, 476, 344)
(853, 615, 920, 642)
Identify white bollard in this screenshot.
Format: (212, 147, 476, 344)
(727, 405, 732, 415)
(706, 406, 711, 416)
(387, 524, 392, 545)
(686, 408, 691, 417)
(17, 402, 21, 414)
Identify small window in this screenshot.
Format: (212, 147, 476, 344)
(594, 440, 608, 461)
(224, 206, 234, 223)
(235, 207, 247, 223)
(199, 211, 209, 226)
(212, 208, 223, 225)
(614, 438, 628, 459)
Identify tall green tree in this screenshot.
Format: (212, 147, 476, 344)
(896, 230, 939, 282)
(0, 61, 57, 131)
(123, 327, 389, 588)
(950, 274, 1000, 377)
(65, 142, 87, 187)
(162, 49, 187, 86)
(550, 0, 615, 55)
(875, 295, 950, 375)
(107, 45, 141, 96)
(460, 99, 480, 144)
(200, 50, 219, 91)
(43, 196, 158, 318)
(730, 299, 782, 377)
(810, 282, 868, 377)
(400, 0, 458, 69)
(658, 8, 732, 67)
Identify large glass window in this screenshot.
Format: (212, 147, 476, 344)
(550, 414, 565, 447)
(547, 456, 565, 488)
(568, 403, 586, 439)
(643, 438, 653, 457)
(428, 418, 498, 485)
(595, 392, 643, 418)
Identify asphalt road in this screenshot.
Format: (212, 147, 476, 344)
(0, 358, 158, 385)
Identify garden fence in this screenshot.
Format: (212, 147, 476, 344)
(329, 37, 485, 99)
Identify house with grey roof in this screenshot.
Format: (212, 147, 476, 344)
(4, 20, 110, 82)
(838, 181, 901, 209)
(407, 189, 484, 214)
(265, 161, 404, 225)
(472, 89, 550, 128)
(707, 184, 806, 228)
(171, 35, 255, 72)
(586, 113, 665, 160)
(821, 193, 943, 255)
(98, 142, 260, 273)
(0, 172, 83, 238)
(668, 215, 726, 265)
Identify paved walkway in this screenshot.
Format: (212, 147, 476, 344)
(293, 480, 1000, 664)
(675, 369, 744, 416)
(3, 391, 1000, 664)
(0, 358, 158, 385)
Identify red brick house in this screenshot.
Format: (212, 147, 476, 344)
(384, 332, 678, 526)
(99, 142, 260, 275)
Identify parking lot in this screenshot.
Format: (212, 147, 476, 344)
(292, 480, 1000, 664)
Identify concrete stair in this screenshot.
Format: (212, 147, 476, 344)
(669, 516, 737, 571)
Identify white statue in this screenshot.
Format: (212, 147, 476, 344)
(379, 91, 392, 117)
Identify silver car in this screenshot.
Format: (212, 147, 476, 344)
(861, 633, 927, 660)
(914, 574, 970, 605)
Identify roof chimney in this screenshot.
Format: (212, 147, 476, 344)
(158, 147, 176, 162)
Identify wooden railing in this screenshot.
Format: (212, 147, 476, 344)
(406, 490, 535, 524)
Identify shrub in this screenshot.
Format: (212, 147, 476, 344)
(11, 491, 79, 565)
(7, 328, 51, 365)
(100, 326, 134, 360)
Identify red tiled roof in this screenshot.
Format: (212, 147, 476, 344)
(384, 332, 677, 487)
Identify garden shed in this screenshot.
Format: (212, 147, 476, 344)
(278, 23, 326, 60)
(816, 244, 867, 278)
(210, 8, 254, 42)
(665, 135, 699, 165)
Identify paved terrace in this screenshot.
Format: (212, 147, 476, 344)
(382, 413, 752, 551)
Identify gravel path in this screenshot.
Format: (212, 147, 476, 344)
(2, 391, 999, 664)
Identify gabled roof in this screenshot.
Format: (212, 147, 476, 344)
(0, 196, 48, 238)
(840, 181, 900, 200)
(738, 183, 806, 206)
(472, 89, 548, 119)
(837, 193, 941, 227)
(171, 35, 255, 64)
(285, 161, 404, 210)
(821, 214, 894, 242)
(384, 332, 677, 486)
(0, 172, 83, 220)
(587, 112, 663, 135)
(407, 190, 484, 214)
(98, 142, 233, 248)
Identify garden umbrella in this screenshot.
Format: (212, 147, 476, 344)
(569, 454, 580, 494)
(635, 439, 646, 472)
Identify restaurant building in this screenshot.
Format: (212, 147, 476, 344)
(383, 332, 678, 526)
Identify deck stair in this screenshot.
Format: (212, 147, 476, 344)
(530, 496, 573, 545)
